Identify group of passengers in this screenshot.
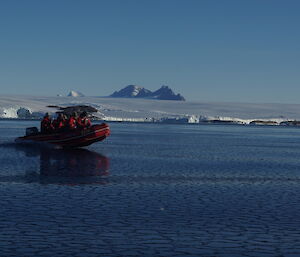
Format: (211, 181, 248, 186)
(41, 111, 91, 134)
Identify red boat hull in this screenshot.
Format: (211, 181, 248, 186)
(16, 123, 110, 148)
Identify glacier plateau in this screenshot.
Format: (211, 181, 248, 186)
(0, 95, 300, 124)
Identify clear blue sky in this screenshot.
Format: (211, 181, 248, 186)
(0, 0, 299, 103)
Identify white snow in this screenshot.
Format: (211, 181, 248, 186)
(0, 95, 300, 124)
(132, 86, 141, 96)
(67, 90, 85, 97)
(1, 107, 18, 118)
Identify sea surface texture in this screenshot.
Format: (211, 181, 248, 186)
(1, 121, 300, 257)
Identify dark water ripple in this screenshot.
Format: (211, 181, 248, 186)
(1, 122, 300, 256)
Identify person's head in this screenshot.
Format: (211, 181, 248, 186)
(72, 112, 77, 118)
(80, 111, 87, 118)
(44, 112, 49, 118)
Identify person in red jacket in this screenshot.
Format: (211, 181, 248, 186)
(68, 112, 77, 130)
(41, 113, 54, 134)
(53, 113, 66, 132)
(77, 111, 91, 129)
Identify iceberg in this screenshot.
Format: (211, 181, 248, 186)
(1, 107, 18, 118)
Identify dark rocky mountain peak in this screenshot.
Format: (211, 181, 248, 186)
(110, 85, 152, 98)
(110, 85, 185, 101)
(152, 85, 185, 101)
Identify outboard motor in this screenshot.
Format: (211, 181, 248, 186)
(26, 127, 39, 136)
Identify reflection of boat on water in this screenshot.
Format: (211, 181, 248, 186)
(5, 144, 110, 184)
(39, 147, 109, 177)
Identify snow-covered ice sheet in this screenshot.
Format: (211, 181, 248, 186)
(1, 95, 300, 123)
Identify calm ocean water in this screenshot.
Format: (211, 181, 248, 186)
(1, 120, 300, 257)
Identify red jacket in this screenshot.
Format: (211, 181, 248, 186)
(68, 117, 77, 129)
(41, 117, 53, 133)
(77, 117, 91, 128)
(53, 118, 65, 130)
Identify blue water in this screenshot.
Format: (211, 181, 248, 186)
(1, 121, 300, 257)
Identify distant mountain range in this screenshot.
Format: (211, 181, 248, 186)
(110, 85, 185, 101)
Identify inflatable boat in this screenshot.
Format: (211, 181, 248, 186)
(16, 123, 110, 148)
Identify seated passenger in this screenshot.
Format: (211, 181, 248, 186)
(53, 113, 66, 132)
(41, 113, 54, 134)
(77, 111, 91, 129)
(68, 112, 77, 130)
